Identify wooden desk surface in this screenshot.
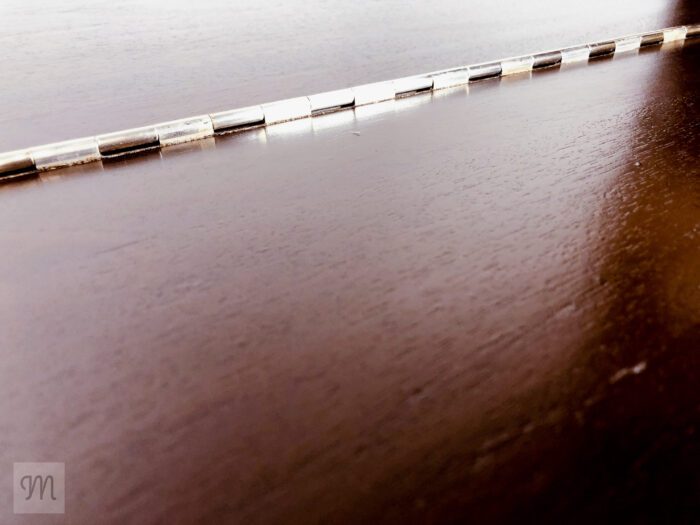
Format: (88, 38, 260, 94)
(1, 2, 698, 523)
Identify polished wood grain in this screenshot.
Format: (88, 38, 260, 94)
(0, 2, 698, 524)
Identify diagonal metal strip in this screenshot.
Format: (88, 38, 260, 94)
(1, 25, 697, 180)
